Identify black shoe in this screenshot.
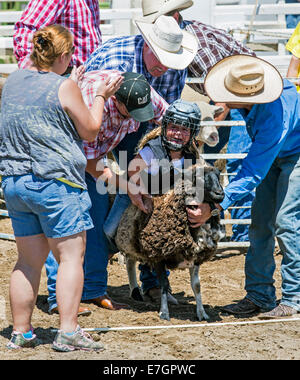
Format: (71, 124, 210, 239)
(220, 297, 260, 315)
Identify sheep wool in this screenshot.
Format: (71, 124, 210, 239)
(116, 165, 221, 270)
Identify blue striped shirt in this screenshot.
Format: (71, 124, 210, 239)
(84, 35, 187, 104)
(221, 80, 300, 210)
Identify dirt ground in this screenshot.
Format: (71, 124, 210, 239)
(0, 216, 300, 361)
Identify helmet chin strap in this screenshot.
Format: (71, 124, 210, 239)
(162, 135, 188, 152)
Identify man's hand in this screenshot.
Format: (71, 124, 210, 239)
(214, 102, 230, 122)
(187, 203, 211, 228)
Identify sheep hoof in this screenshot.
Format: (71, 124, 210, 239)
(197, 311, 210, 321)
(167, 292, 178, 305)
(159, 311, 170, 321)
(130, 287, 144, 302)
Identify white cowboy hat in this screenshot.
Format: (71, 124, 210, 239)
(136, 0, 194, 23)
(136, 15, 198, 71)
(204, 55, 283, 104)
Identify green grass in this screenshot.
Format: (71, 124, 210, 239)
(0, 2, 28, 11)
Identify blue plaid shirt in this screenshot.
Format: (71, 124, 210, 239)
(84, 35, 187, 104)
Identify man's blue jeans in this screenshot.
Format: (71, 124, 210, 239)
(103, 193, 131, 254)
(111, 122, 161, 292)
(81, 172, 110, 300)
(204, 109, 253, 242)
(45, 173, 110, 310)
(45, 251, 58, 312)
(226, 110, 254, 242)
(245, 153, 300, 311)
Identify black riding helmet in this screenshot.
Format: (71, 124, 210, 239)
(162, 99, 201, 151)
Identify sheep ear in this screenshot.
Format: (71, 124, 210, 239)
(212, 105, 224, 117)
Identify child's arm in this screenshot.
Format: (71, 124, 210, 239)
(287, 54, 300, 85)
(86, 157, 130, 194)
(128, 153, 153, 214)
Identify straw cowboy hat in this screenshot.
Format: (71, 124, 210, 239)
(204, 55, 283, 104)
(136, 15, 198, 70)
(136, 0, 194, 23)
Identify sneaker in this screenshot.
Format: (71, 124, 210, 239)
(52, 325, 105, 352)
(220, 297, 261, 315)
(7, 329, 39, 349)
(258, 304, 298, 320)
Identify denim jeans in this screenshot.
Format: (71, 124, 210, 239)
(226, 110, 254, 242)
(103, 193, 131, 254)
(2, 174, 93, 313)
(103, 192, 164, 293)
(245, 153, 300, 311)
(204, 109, 253, 242)
(1, 174, 93, 238)
(81, 172, 110, 300)
(45, 252, 58, 312)
(46, 172, 110, 309)
(111, 122, 162, 292)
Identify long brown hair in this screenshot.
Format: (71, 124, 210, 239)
(136, 126, 205, 162)
(30, 24, 73, 70)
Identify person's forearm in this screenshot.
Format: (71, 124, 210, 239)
(287, 55, 300, 78)
(86, 157, 130, 193)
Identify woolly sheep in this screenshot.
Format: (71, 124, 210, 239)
(115, 163, 225, 321)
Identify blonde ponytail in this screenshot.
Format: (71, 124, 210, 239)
(30, 24, 73, 70)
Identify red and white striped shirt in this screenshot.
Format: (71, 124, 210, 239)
(13, 0, 102, 68)
(80, 70, 169, 160)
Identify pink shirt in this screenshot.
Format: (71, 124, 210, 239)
(13, 0, 102, 68)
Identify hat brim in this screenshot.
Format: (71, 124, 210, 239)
(128, 102, 155, 123)
(135, 20, 198, 70)
(135, 0, 194, 24)
(204, 55, 283, 104)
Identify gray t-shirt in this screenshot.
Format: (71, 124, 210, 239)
(0, 69, 87, 189)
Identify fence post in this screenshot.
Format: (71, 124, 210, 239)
(112, 0, 132, 36)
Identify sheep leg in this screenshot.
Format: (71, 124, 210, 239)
(154, 262, 170, 321)
(189, 265, 209, 321)
(125, 256, 143, 302)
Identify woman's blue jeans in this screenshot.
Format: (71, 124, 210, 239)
(45, 172, 110, 310)
(245, 153, 300, 311)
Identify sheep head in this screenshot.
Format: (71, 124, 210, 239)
(178, 163, 224, 206)
(194, 101, 224, 147)
(203, 167, 224, 204)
